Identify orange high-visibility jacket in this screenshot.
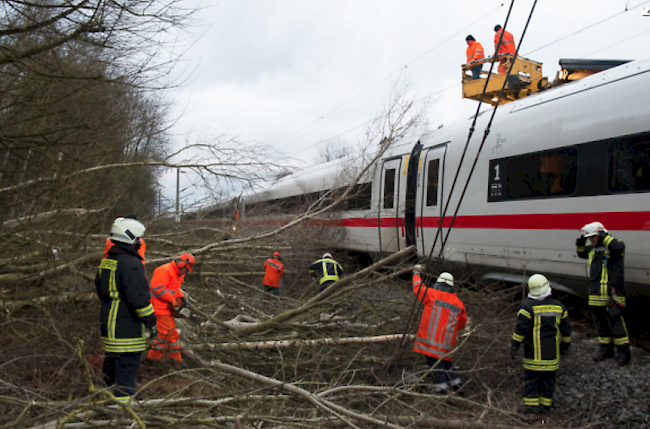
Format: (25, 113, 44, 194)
(150, 261, 186, 316)
(466, 40, 485, 62)
(494, 29, 516, 56)
(104, 237, 146, 265)
(412, 274, 467, 361)
(263, 257, 284, 288)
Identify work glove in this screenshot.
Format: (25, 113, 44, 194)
(560, 342, 570, 357)
(597, 230, 608, 246)
(510, 346, 518, 362)
(413, 264, 423, 274)
(179, 296, 189, 308)
(575, 236, 586, 247)
(149, 325, 158, 338)
(461, 317, 472, 336)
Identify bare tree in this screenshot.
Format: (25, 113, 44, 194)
(6, 65, 559, 429)
(315, 138, 352, 164)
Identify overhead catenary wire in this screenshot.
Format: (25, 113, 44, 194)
(435, 0, 539, 263)
(524, 0, 649, 57)
(283, 1, 648, 164)
(392, 0, 543, 366)
(274, 3, 506, 156)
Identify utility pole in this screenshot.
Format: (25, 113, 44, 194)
(176, 168, 180, 222)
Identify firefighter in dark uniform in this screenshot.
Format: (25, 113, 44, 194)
(511, 274, 571, 415)
(576, 221, 630, 365)
(309, 253, 343, 292)
(95, 217, 157, 403)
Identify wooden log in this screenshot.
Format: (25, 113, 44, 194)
(190, 334, 414, 351)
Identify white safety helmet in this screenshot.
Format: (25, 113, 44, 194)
(580, 222, 607, 238)
(436, 272, 454, 286)
(323, 253, 332, 259)
(528, 274, 550, 298)
(110, 217, 146, 245)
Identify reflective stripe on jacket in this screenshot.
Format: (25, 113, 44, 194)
(576, 234, 626, 307)
(263, 257, 284, 287)
(95, 244, 156, 353)
(494, 29, 516, 55)
(150, 261, 185, 316)
(309, 258, 343, 285)
(511, 297, 572, 371)
(466, 41, 485, 62)
(412, 274, 467, 361)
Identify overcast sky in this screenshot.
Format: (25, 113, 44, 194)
(163, 0, 650, 208)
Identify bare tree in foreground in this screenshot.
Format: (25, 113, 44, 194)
(0, 76, 558, 428)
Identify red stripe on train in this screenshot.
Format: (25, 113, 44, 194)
(343, 212, 650, 230)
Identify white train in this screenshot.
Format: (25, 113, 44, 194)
(207, 57, 650, 298)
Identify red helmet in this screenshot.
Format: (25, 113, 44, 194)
(273, 251, 281, 258)
(177, 253, 196, 272)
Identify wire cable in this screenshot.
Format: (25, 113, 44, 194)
(388, 0, 521, 370)
(290, 0, 650, 162)
(270, 4, 506, 149)
(523, 0, 649, 57)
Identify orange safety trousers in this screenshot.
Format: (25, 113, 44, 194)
(147, 315, 182, 362)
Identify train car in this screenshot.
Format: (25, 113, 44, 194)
(206, 57, 650, 298)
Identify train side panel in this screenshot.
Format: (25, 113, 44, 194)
(417, 59, 650, 294)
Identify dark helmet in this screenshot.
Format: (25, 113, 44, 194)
(494, 24, 502, 31)
(466, 34, 475, 42)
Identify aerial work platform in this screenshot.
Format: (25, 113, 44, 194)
(461, 55, 549, 106)
(462, 56, 632, 106)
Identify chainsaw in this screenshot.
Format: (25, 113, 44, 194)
(170, 294, 204, 326)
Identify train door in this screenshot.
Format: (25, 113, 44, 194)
(417, 145, 447, 257)
(378, 157, 403, 253)
(405, 142, 423, 248)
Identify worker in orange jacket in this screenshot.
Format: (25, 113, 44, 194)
(465, 35, 485, 80)
(494, 24, 516, 74)
(103, 214, 146, 266)
(263, 251, 284, 297)
(412, 266, 468, 394)
(146, 253, 195, 367)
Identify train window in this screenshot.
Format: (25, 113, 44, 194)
(345, 183, 372, 211)
(608, 137, 650, 192)
(383, 169, 396, 209)
(507, 147, 577, 199)
(426, 159, 440, 206)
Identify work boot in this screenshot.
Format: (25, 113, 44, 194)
(616, 345, 631, 366)
(592, 344, 614, 362)
(522, 407, 540, 417)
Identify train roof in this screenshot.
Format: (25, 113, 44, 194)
(201, 55, 650, 213)
(244, 155, 373, 204)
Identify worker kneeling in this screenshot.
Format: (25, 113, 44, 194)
(147, 254, 195, 368)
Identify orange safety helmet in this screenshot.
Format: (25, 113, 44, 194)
(273, 251, 281, 258)
(176, 253, 196, 272)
